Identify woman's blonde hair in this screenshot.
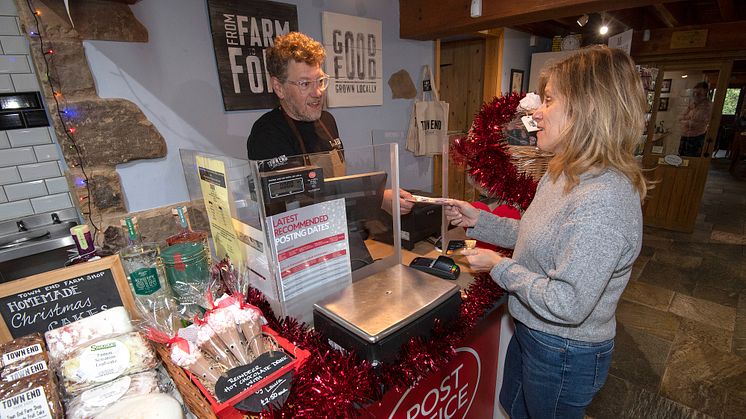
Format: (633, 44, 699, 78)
(539, 45, 649, 200)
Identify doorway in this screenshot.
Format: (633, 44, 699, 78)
(641, 61, 733, 232)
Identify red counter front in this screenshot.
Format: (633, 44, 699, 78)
(362, 304, 505, 418)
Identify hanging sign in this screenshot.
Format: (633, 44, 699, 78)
(322, 12, 383, 107)
(207, 0, 299, 110)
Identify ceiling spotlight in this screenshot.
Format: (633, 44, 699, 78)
(577, 14, 589, 27)
(599, 24, 609, 35)
(682, 74, 688, 78)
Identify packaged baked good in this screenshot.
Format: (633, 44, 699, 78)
(58, 331, 158, 396)
(44, 307, 133, 364)
(92, 393, 184, 419)
(65, 370, 161, 419)
(0, 374, 63, 418)
(1, 353, 51, 383)
(0, 333, 46, 368)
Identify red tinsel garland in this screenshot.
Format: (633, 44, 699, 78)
(450, 93, 538, 210)
(246, 274, 504, 418)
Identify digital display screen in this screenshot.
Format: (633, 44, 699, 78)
(268, 177, 304, 198)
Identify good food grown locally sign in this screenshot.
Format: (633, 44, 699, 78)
(322, 12, 383, 107)
(207, 0, 299, 110)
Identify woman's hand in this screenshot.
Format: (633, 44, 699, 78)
(460, 248, 503, 272)
(444, 200, 480, 228)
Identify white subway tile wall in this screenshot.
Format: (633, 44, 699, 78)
(0, 0, 17, 15)
(0, 166, 20, 184)
(10, 73, 39, 91)
(33, 143, 59, 161)
(18, 161, 60, 181)
(0, 147, 36, 167)
(0, 16, 19, 36)
(7, 127, 51, 147)
(0, 200, 32, 221)
(4, 179, 46, 201)
(0, 1, 73, 221)
(0, 73, 11, 92)
(0, 55, 30, 73)
(30, 192, 72, 213)
(45, 176, 68, 194)
(0, 36, 28, 54)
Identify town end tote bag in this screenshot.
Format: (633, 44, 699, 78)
(406, 65, 449, 156)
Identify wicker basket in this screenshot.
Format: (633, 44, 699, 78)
(507, 145, 554, 181)
(156, 326, 310, 419)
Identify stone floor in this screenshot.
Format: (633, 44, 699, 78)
(587, 158, 746, 419)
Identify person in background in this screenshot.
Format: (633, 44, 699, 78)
(247, 32, 413, 215)
(678, 81, 713, 157)
(444, 46, 648, 418)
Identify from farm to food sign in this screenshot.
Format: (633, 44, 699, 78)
(207, 0, 298, 111)
(322, 12, 383, 107)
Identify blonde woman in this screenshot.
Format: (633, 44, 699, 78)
(445, 46, 648, 418)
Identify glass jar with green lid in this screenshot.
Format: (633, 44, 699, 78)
(160, 242, 210, 318)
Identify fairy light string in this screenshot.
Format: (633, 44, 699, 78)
(25, 0, 100, 243)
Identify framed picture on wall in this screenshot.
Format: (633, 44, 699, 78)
(510, 69, 524, 93)
(658, 97, 669, 111)
(661, 79, 672, 93)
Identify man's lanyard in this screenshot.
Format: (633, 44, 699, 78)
(281, 107, 339, 155)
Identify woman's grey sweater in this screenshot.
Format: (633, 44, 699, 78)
(467, 169, 642, 342)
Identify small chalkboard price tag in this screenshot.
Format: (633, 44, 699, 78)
(215, 351, 293, 411)
(0, 256, 136, 343)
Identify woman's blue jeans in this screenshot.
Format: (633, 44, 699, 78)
(499, 322, 614, 419)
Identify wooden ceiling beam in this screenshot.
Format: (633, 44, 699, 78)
(652, 3, 679, 27)
(716, 0, 736, 21)
(399, 0, 676, 40)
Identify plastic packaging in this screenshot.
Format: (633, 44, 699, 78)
(57, 331, 158, 396)
(0, 374, 63, 418)
(64, 370, 161, 419)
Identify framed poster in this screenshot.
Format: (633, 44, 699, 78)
(510, 69, 524, 93)
(322, 12, 383, 107)
(661, 79, 672, 93)
(658, 97, 669, 111)
(0, 256, 136, 342)
(207, 0, 299, 111)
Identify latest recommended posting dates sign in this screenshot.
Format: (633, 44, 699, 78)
(207, 0, 298, 110)
(322, 12, 383, 107)
(266, 199, 351, 301)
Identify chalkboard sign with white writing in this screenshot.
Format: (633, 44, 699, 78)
(215, 351, 293, 411)
(0, 256, 136, 343)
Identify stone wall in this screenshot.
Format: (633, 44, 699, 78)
(14, 0, 187, 250)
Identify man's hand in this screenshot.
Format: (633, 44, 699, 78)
(399, 189, 415, 215)
(382, 188, 415, 215)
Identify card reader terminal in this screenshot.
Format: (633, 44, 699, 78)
(409, 256, 460, 280)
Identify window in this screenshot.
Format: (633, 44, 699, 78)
(722, 88, 742, 115)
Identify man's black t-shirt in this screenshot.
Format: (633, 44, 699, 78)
(246, 107, 340, 160)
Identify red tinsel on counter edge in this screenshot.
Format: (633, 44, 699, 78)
(450, 93, 538, 210)
(244, 274, 504, 418)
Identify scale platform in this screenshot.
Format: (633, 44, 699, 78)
(313, 264, 461, 365)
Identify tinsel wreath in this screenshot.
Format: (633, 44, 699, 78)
(450, 93, 538, 210)
(245, 274, 504, 418)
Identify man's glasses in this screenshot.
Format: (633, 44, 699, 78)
(286, 75, 330, 92)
